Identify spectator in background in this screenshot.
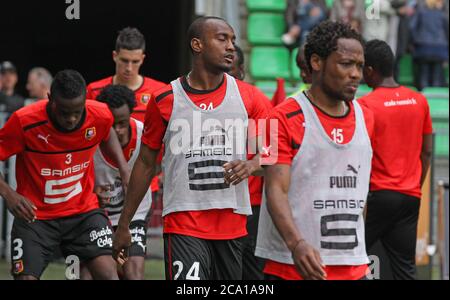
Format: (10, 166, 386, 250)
(25, 67, 53, 105)
(282, 0, 327, 47)
(409, 0, 449, 90)
(330, 0, 365, 33)
(0, 61, 24, 113)
(390, 0, 416, 82)
(363, 0, 396, 43)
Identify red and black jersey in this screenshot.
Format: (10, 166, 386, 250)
(86, 76, 166, 123)
(142, 75, 271, 240)
(263, 94, 375, 280)
(0, 100, 114, 220)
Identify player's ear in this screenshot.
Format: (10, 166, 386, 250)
(141, 53, 146, 62)
(191, 38, 202, 54)
(113, 50, 118, 62)
(310, 54, 322, 72)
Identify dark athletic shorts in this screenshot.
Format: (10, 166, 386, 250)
(10, 208, 113, 278)
(164, 233, 245, 280)
(113, 220, 147, 257)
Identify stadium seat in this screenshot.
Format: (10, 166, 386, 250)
(428, 98, 449, 119)
(248, 13, 285, 45)
(325, 0, 334, 8)
(246, 0, 286, 12)
(356, 84, 372, 97)
(398, 54, 414, 86)
(255, 80, 278, 98)
(422, 87, 450, 100)
(433, 121, 449, 157)
(250, 47, 291, 80)
(291, 47, 301, 81)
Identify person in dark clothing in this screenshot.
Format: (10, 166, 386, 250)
(0, 61, 24, 113)
(409, 0, 449, 89)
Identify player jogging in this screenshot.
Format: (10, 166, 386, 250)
(0, 70, 130, 280)
(256, 21, 375, 280)
(113, 16, 270, 280)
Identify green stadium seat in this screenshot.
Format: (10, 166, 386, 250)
(246, 0, 286, 12)
(325, 0, 334, 8)
(248, 13, 285, 45)
(433, 121, 449, 157)
(250, 47, 291, 80)
(255, 81, 278, 98)
(356, 84, 372, 97)
(406, 85, 418, 91)
(398, 54, 414, 86)
(428, 98, 449, 119)
(291, 47, 301, 81)
(422, 87, 450, 100)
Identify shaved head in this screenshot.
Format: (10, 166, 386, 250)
(187, 16, 232, 53)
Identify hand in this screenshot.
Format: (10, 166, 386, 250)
(94, 185, 110, 208)
(112, 224, 131, 266)
(223, 160, 257, 186)
(4, 190, 37, 223)
(291, 240, 327, 280)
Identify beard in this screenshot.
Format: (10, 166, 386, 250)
(322, 79, 355, 102)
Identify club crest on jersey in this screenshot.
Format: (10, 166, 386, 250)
(13, 260, 24, 274)
(85, 127, 96, 140)
(141, 94, 151, 104)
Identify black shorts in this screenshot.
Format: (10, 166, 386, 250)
(113, 220, 147, 257)
(365, 190, 420, 280)
(10, 208, 113, 278)
(164, 233, 244, 280)
(242, 205, 265, 280)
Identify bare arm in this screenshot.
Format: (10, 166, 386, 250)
(112, 144, 158, 264)
(420, 134, 433, 186)
(0, 173, 36, 222)
(118, 144, 158, 227)
(265, 164, 326, 280)
(100, 128, 131, 191)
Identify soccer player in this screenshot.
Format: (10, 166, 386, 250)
(358, 39, 433, 280)
(256, 21, 375, 280)
(0, 70, 130, 280)
(93, 84, 152, 280)
(228, 44, 268, 280)
(113, 16, 270, 280)
(86, 27, 166, 123)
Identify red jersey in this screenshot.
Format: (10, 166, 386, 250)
(263, 94, 374, 280)
(358, 86, 433, 198)
(142, 75, 270, 239)
(0, 100, 114, 220)
(86, 76, 166, 123)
